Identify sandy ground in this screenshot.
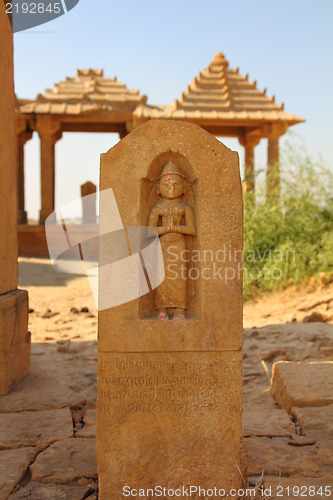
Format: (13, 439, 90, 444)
(18, 256, 333, 408)
(19, 257, 98, 344)
(244, 282, 333, 329)
(2, 257, 330, 499)
(19, 256, 333, 344)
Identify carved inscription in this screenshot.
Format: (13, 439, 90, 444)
(99, 356, 242, 416)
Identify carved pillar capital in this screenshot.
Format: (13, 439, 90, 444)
(36, 116, 62, 139)
(263, 122, 288, 139)
(238, 130, 261, 149)
(17, 131, 33, 146)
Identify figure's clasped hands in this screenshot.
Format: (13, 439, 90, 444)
(166, 223, 180, 233)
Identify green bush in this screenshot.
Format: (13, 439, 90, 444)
(243, 135, 333, 299)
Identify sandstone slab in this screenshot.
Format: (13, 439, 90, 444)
(0, 408, 73, 448)
(291, 406, 333, 442)
(244, 437, 332, 477)
(0, 447, 36, 499)
(30, 438, 97, 484)
(0, 371, 84, 413)
(0, 291, 29, 361)
(8, 482, 91, 500)
(0, 290, 30, 395)
(270, 362, 333, 412)
(243, 403, 294, 437)
(0, 347, 30, 398)
(30, 342, 97, 405)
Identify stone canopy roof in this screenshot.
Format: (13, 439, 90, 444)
(133, 52, 304, 129)
(19, 69, 147, 115)
(17, 54, 304, 138)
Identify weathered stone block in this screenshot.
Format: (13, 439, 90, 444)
(0, 447, 36, 499)
(243, 403, 294, 437)
(8, 482, 91, 500)
(244, 437, 324, 477)
(30, 438, 97, 484)
(0, 408, 73, 448)
(0, 347, 30, 397)
(0, 289, 29, 360)
(291, 405, 333, 442)
(270, 361, 333, 413)
(0, 289, 30, 394)
(0, 371, 84, 413)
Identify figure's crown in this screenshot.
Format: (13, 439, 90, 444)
(157, 160, 186, 180)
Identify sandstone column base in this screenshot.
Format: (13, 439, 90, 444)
(39, 208, 54, 225)
(0, 289, 30, 394)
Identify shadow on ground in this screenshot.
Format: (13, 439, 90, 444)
(18, 258, 85, 287)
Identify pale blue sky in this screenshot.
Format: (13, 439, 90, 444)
(13, 0, 333, 219)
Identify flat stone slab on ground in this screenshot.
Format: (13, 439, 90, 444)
(0, 447, 36, 499)
(244, 437, 332, 477)
(264, 475, 333, 500)
(0, 408, 73, 448)
(30, 438, 97, 484)
(270, 362, 333, 412)
(0, 371, 84, 413)
(243, 403, 294, 437)
(8, 482, 91, 500)
(76, 409, 96, 438)
(31, 343, 97, 405)
(291, 406, 333, 442)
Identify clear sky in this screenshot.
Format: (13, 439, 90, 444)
(13, 0, 333, 220)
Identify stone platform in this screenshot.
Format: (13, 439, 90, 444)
(0, 320, 332, 498)
(18, 224, 99, 257)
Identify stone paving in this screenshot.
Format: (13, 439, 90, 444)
(0, 321, 332, 499)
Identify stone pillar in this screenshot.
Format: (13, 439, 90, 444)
(266, 123, 287, 199)
(36, 117, 62, 224)
(239, 131, 261, 200)
(17, 130, 32, 224)
(0, 3, 30, 394)
(81, 181, 97, 224)
(267, 136, 280, 198)
(97, 120, 244, 498)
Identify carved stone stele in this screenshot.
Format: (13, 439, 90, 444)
(98, 120, 244, 498)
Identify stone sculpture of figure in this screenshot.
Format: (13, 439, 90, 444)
(148, 160, 196, 320)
